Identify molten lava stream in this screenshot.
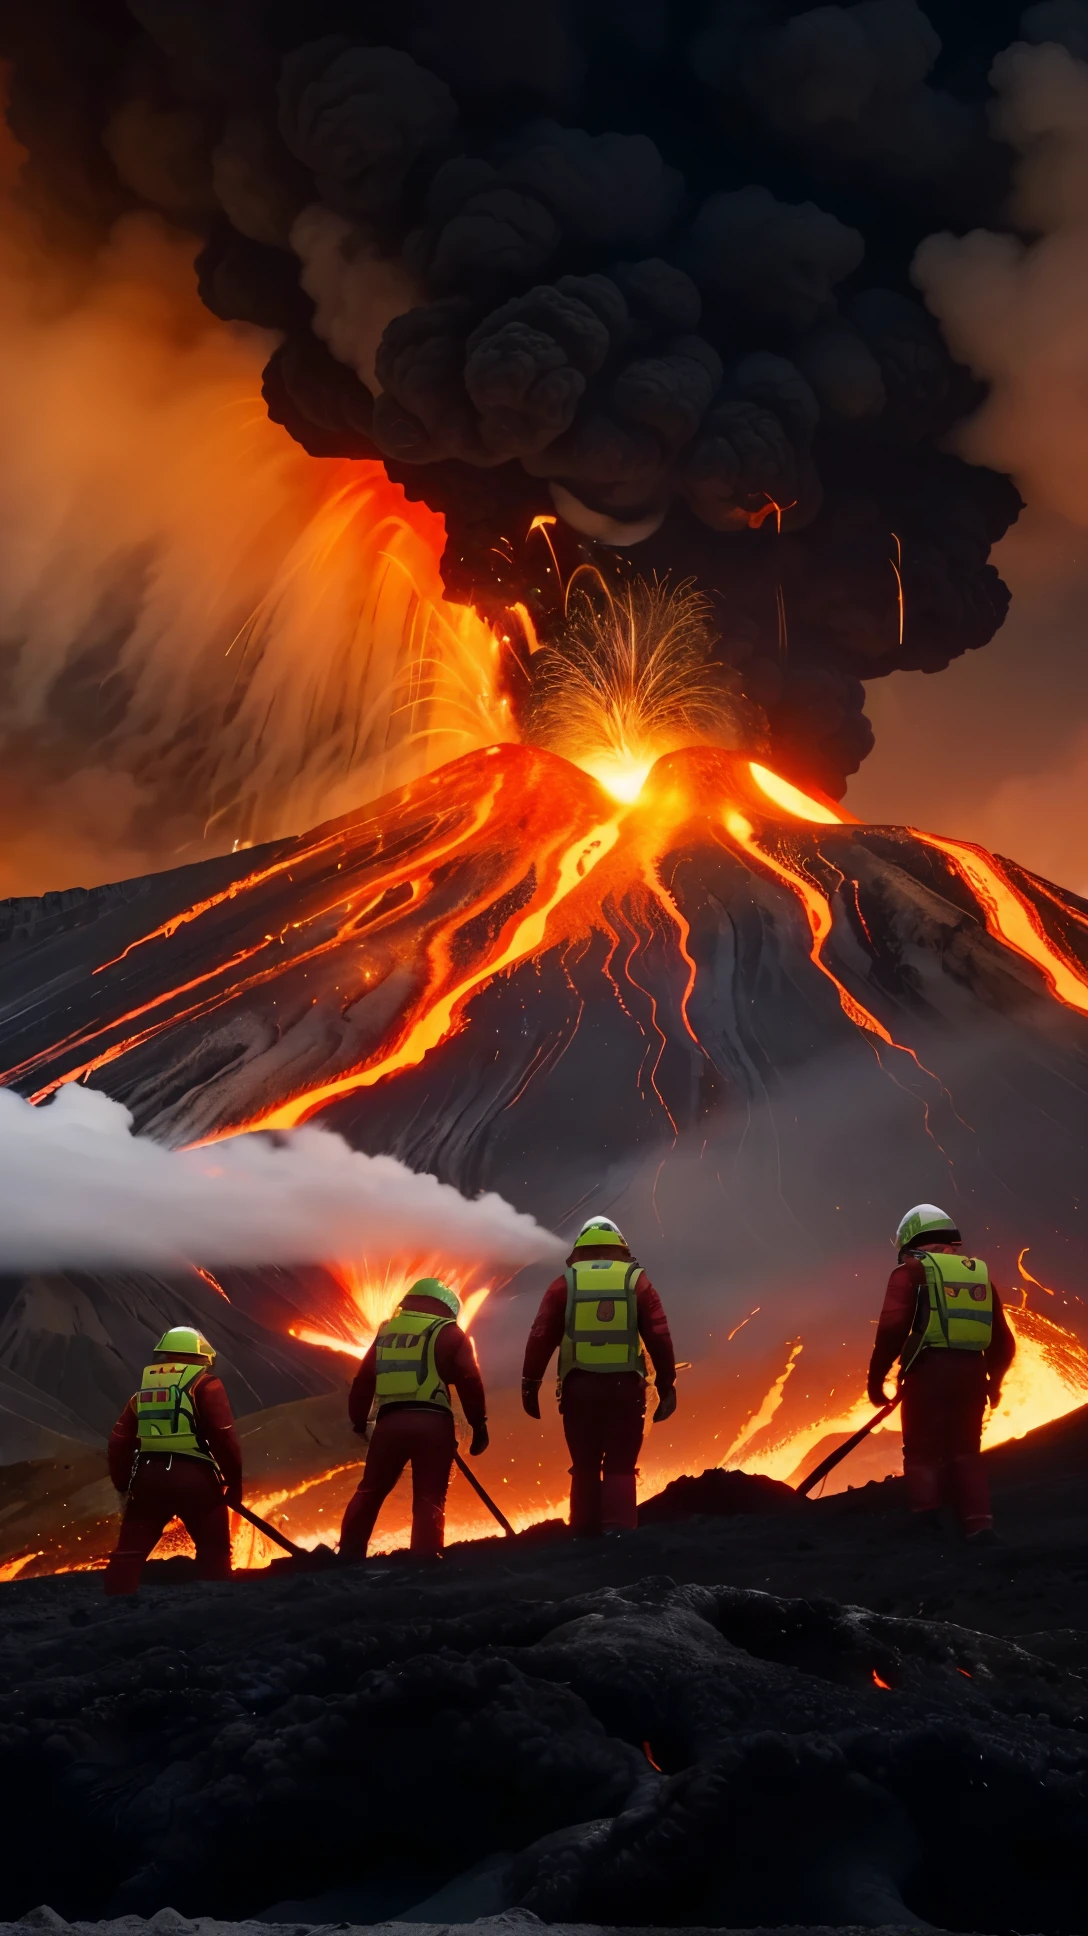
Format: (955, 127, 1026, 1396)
(714, 1300, 1088, 1494)
(914, 830, 1088, 1015)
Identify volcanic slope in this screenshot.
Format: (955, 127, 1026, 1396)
(2, 1407, 1088, 1936)
(2, 744, 1088, 1222)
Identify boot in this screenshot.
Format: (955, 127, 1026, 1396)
(600, 1471, 638, 1533)
(568, 1468, 602, 1538)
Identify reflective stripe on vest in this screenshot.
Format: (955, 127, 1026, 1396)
(908, 1252, 993, 1358)
(136, 1361, 215, 1463)
(374, 1308, 454, 1411)
(558, 1261, 646, 1378)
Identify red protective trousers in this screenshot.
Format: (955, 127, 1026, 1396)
(900, 1351, 992, 1534)
(561, 1369, 645, 1535)
(339, 1407, 456, 1559)
(104, 1454, 232, 1595)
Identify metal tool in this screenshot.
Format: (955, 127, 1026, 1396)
(454, 1450, 517, 1537)
(795, 1395, 900, 1497)
(233, 1500, 339, 1566)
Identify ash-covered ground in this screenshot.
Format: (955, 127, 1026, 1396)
(2, 1410, 1087, 1936)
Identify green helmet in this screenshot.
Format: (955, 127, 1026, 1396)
(154, 1325, 216, 1363)
(572, 1216, 628, 1251)
(405, 1277, 461, 1315)
(894, 1204, 960, 1252)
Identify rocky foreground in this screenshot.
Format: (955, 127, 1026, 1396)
(1, 1410, 1087, 1936)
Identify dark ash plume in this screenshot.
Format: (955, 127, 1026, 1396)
(0, 0, 1035, 801)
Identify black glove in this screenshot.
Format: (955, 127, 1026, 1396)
(988, 1381, 1002, 1412)
(654, 1385, 677, 1423)
(469, 1423, 490, 1457)
(224, 1480, 243, 1511)
(867, 1376, 889, 1409)
(353, 1423, 369, 1440)
(521, 1379, 541, 1420)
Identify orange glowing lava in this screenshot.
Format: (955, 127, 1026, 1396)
(747, 763, 850, 825)
(721, 806, 898, 1048)
(289, 1259, 492, 1360)
(721, 1285, 1088, 1494)
(914, 830, 1088, 1017)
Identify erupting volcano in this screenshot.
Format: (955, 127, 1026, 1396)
(3, 698, 1088, 1571)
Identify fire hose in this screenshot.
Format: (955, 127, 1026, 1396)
(795, 1395, 901, 1498)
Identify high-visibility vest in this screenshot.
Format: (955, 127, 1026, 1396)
(558, 1260, 646, 1379)
(905, 1252, 994, 1361)
(136, 1360, 216, 1464)
(374, 1308, 455, 1412)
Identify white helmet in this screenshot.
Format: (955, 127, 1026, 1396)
(895, 1203, 959, 1251)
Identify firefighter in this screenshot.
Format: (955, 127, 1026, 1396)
(521, 1215, 676, 1536)
(105, 1325, 241, 1595)
(867, 1204, 1016, 1542)
(339, 1278, 488, 1561)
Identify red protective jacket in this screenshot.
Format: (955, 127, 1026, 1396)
(107, 1369, 243, 1493)
(522, 1253, 676, 1388)
(867, 1245, 1016, 1402)
(348, 1294, 488, 1432)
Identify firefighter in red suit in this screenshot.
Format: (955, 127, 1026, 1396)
(521, 1215, 676, 1536)
(105, 1325, 241, 1595)
(868, 1203, 1016, 1542)
(339, 1277, 489, 1560)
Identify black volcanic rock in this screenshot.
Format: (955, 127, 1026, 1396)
(638, 1467, 798, 1522)
(1, 1526, 1087, 1933)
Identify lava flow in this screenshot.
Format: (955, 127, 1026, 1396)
(4, 721, 1088, 1574)
(289, 1259, 493, 1359)
(0, 742, 888, 1139)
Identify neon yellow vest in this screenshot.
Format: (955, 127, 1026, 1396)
(909, 1252, 994, 1357)
(136, 1360, 215, 1463)
(374, 1308, 455, 1412)
(558, 1261, 646, 1379)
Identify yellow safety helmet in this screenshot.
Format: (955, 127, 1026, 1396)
(405, 1277, 461, 1315)
(572, 1216, 628, 1251)
(153, 1325, 216, 1363)
(894, 1204, 959, 1252)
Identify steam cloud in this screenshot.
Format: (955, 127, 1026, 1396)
(914, 25, 1088, 526)
(0, 1083, 564, 1272)
(0, 0, 1070, 867)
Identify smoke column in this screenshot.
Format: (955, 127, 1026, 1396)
(0, 1083, 563, 1271)
(3, 1, 1080, 888)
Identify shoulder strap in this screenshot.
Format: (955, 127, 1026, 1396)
(183, 1369, 224, 1480)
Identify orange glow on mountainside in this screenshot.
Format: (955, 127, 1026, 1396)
(914, 830, 1088, 1017)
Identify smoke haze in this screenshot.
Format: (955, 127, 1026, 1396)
(0, 125, 508, 895)
(0, 0, 1052, 887)
(0, 1083, 563, 1272)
